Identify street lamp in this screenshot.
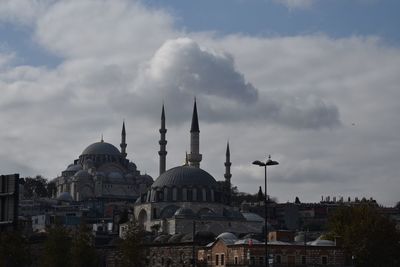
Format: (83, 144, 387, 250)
(253, 155, 279, 267)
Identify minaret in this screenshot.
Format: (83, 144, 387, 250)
(224, 142, 232, 204)
(158, 105, 167, 175)
(188, 99, 202, 168)
(120, 121, 127, 158)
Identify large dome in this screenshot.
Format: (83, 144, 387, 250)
(152, 165, 218, 188)
(81, 142, 121, 156)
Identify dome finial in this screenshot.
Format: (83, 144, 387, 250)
(101, 134, 104, 143)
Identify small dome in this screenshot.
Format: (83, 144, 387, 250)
(81, 142, 121, 156)
(153, 234, 171, 243)
(217, 232, 238, 241)
(174, 208, 196, 218)
(57, 192, 73, 202)
(241, 212, 264, 222)
(141, 174, 153, 184)
(168, 233, 185, 243)
(64, 164, 82, 172)
(223, 208, 245, 219)
(152, 165, 217, 188)
(217, 232, 238, 245)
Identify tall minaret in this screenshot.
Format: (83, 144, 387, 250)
(224, 142, 232, 204)
(158, 104, 167, 175)
(188, 99, 202, 168)
(120, 121, 127, 158)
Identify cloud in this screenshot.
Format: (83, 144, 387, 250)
(35, 0, 175, 61)
(110, 37, 339, 129)
(0, 0, 55, 25)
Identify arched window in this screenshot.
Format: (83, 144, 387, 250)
(187, 188, 193, 201)
(172, 187, 177, 201)
(202, 188, 207, 201)
(182, 188, 187, 201)
(163, 187, 168, 201)
(138, 209, 148, 229)
(193, 188, 197, 201)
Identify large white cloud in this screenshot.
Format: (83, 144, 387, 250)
(0, 0, 399, 206)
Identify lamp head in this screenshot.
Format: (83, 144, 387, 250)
(252, 160, 266, 166)
(266, 155, 279, 166)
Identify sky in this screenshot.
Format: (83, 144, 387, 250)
(0, 0, 399, 206)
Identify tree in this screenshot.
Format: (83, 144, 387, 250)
(23, 175, 51, 199)
(118, 221, 146, 267)
(71, 222, 98, 267)
(46, 182, 57, 198)
(257, 186, 264, 202)
(328, 204, 400, 267)
(40, 225, 72, 267)
(0, 231, 31, 267)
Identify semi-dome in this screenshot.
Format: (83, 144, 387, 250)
(108, 172, 123, 180)
(81, 142, 121, 156)
(57, 192, 73, 202)
(74, 170, 91, 178)
(152, 165, 217, 188)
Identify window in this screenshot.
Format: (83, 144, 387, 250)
(276, 255, 282, 264)
(250, 256, 255, 265)
(234, 256, 238, 264)
(215, 254, 219, 265)
(221, 254, 225, 265)
(302, 255, 306, 265)
(259, 256, 264, 265)
(322, 256, 328, 265)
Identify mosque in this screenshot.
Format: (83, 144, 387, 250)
(133, 101, 264, 235)
(53, 123, 153, 202)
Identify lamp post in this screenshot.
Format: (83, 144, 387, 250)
(192, 220, 196, 267)
(253, 155, 279, 267)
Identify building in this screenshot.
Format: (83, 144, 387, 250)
(0, 174, 19, 231)
(52, 122, 153, 202)
(134, 100, 264, 236)
(198, 231, 346, 267)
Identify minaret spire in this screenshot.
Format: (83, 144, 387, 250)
(224, 141, 232, 205)
(120, 121, 127, 158)
(159, 104, 167, 175)
(188, 98, 202, 168)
